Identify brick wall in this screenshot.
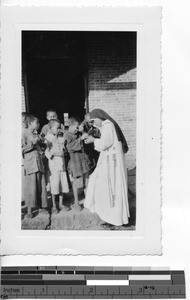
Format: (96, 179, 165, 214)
(87, 32, 136, 169)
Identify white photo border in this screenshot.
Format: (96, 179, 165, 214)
(0, 6, 162, 255)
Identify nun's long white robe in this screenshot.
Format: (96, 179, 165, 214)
(84, 120, 130, 226)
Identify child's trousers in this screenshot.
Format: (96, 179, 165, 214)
(24, 171, 47, 208)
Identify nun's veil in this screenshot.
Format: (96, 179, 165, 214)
(90, 109, 129, 154)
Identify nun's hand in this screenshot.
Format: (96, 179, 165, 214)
(85, 136, 95, 144)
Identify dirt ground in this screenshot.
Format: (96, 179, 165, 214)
(21, 168, 136, 231)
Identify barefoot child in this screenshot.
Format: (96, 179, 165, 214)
(65, 117, 91, 212)
(40, 109, 65, 193)
(45, 119, 69, 213)
(22, 115, 48, 218)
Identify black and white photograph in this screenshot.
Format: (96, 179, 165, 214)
(1, 6, 161, 255)
(21, 31, 137, 231)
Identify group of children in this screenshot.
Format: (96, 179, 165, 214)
(22, 109, 100, 219)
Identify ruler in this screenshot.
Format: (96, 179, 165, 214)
(0, 266, 186, 299)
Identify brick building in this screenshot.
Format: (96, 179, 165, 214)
(87, 32, 136, 169)
(22, 31, 136, 169)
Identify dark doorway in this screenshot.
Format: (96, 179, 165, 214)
(22, 31, 87, 127)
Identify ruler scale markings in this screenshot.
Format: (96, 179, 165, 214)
(0, 267, 186, 299)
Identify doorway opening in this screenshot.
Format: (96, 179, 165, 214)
(22, 31, 88, 127)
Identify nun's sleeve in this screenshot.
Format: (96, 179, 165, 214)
(94, 122, 114, 152)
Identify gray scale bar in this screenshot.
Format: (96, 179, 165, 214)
(74, 297, 93, 299)
(112, 296, 132, 299)
(172, 275, 185, 284)
(13, 296, 35, 299)
(86, 275, 128, 280)
(57, 271, 74, 274)
(149, 296, 170, 299)
(42, 275, 84, 280)
(93, 296, 112, 299)
(171, 296, 186, 299)
(32, 297, 53, 299)
(1, 267, 19, 271)
(37, 266, 57, 271)
(75, 267, 95, 272)
(37, 271, 56, 274)
(132, 267, 151, 271)
(1, 275, 42, 280)
(57, 266, 75, 271)
(131, 296, 151, 299)
(55, 297, 73, 299)
(114, 267, 132, 271)
(129, 280, 172, 285)
(131, 271, 171, 275)
(18, 267, 38, 271)
(94, 267, 113, 271)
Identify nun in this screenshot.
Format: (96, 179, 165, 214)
(84, 109, 130, 228)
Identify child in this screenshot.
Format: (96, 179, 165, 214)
(79, 113, 101, 168)
(40, 109, 64, 136)
(65, 117, 91, 212)
(40, 109, 65, 193)
(22, 115, 48, 218)
(21, 112, 28, 205)
(45, 119, 70, 213)
(22, 112, 28, 133)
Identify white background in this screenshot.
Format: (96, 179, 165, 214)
(1, 0, 190, 298)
